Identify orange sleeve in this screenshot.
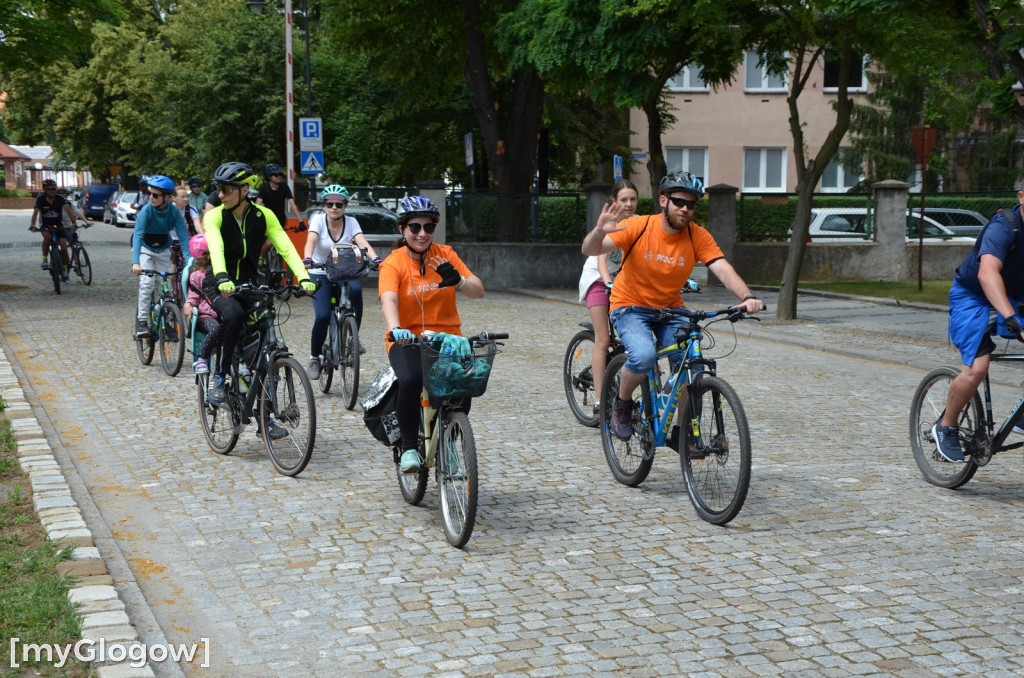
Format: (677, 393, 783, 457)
(690, 224, 725, 264)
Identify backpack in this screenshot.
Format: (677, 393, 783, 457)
(361, 367, 401, 446)
(974, 205, 1023, 257)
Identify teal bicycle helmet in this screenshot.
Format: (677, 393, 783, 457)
(321, 184, 350, 202)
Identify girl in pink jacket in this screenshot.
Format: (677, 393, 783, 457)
(183, 234, 221, 374)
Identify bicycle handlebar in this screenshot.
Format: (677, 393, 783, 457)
(641, 305, 765, 324)
(234, 281, 311, 299)
(139, 269, 177, 278)
(387, 330, 509, 345)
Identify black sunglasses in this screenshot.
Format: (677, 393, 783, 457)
(217, 183, 238, 194)
(668, 196, 698, 209)
(405, 222, 436, 235)
(149, 191, 165, 199)
(325, 201, 347, 208)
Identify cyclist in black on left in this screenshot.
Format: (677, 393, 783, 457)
(30, 179, 81, 280)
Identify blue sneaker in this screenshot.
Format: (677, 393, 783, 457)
(611, 395, 633, 440)
(208, 374, 226, 405)
(932, 423, 964, 463)
(400, 449, 422, 474)
(260, 419, 288, 440)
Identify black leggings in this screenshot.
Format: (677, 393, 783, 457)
(210, 291, 259, 376)
(388, 343, 471, 451)
(196, 316, 222, 360)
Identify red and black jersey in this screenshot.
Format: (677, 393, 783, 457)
(34, 194, 68, 229)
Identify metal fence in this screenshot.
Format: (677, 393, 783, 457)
(446, 191, 587, 243)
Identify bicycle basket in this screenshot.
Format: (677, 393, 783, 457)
(326, 247, 369, 282)
(420, 340, 497, 399)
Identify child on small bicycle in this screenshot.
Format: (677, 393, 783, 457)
(379, 195, 485, 474)
(303, 184, 382, 380)
(182, 234, 221, 375)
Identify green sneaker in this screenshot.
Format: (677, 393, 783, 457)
(400, 449, 422, 474)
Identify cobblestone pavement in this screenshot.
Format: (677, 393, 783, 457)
(3, 212, 1024, 676)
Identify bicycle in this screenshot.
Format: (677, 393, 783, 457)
(910, 347, 1024, 489)
(133, 269, 186, 377)
(67, 223, 93, 286)
(29, 225, 70, 294)
(388, 331, 507, 548)
(563, 279, 701, 428)
(598, 305, 755, 525)
(308, 243, 372, 410)
(196, 282, 316, 477)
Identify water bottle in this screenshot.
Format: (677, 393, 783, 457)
(662, 372, 676, 395)
(237, 365, 251, 393)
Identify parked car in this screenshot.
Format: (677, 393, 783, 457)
(103, 190, 124, 224)
(81, 184, 119, 220)
(115, 190, 144, 227)
(806, 208, 976, 243)
(910, 208, 988, 238)
(307, 199, 400, 254)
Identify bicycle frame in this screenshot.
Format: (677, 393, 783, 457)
(646, 325, 716, 448)
(979, 353, 1024, 455)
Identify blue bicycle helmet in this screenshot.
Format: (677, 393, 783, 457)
(266, 163, 283, 177)
(148, 175, 176, 194)
(397, 195, 439, 223)
(659, 171, 704, 199)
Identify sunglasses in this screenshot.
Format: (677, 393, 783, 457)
(405, 222, 436, 235)
(217, 184, 238, 194)
(668, 196, 698, 209)
(325, 201, 347, 208)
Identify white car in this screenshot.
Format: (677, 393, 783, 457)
(806, 207, 975, 243)
(115, 190, 144, 227)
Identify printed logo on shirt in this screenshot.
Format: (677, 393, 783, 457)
(643, 250, 687, 267)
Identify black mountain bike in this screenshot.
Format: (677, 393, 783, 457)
(197, 283, 316, 477)
(68, 223, 92, 285)
(30, 225, 69, 294)
(563, 322, 623, 427)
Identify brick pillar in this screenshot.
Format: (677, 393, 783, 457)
(583, 183, 612, 232)
(704, 183, 738, 286)
(871, 180, 911, 280)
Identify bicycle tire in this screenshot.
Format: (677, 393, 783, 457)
(909, 366, 980, 489)
(261, 355, 316, 477)
(438, 410, 478, 548)
(135, 312, 155, 366)
(563, 329, 599, 427)
(599, 352, 655, 486)
(74, 246, 92, 285)
(159, 303, 186, 377)
(340, 314, 360, 410)
(49, 248, 62, 294)
(396, 442, 429, 505)
(679, 375, 751, 526)
(197, 362, 240, 455)
(319, 313, 337, 394)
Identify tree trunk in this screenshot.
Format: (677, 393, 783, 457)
(643, 97, 666, 199)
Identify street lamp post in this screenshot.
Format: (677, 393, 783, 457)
(247, 0, 314, 198)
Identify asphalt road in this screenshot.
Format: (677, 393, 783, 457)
(3, 209, 1024, 676)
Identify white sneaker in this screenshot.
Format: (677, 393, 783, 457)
(1013, 425, 1024, 436)
(307, 357, 320, 380)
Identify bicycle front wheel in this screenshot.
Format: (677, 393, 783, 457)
(678, 375, 751, 526)
(74, 246, 92, 285)
(49, 248, 62, 294)
(599, 352, 655, 486)
(563, 329, 599, 427)
(340, 314, 360, 410)
(159, 303, 186, 377)
(261, 355, 316, 477)
(909, 366, 980, 489)
(438, 410, 478, 548)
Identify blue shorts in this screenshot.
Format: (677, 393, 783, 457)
(946, 281, 1024, 365)
(609, 306, 691, 374)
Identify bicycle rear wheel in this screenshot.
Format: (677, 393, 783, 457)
(909, 366, 980, 489)
(159, 303, 186, 377)
(198, 352, 239, 455)
(563, 329, 599, 427)
(396, 443, 429, 505)
(261, 355, 316, 476)
(134, 312, 155, 366)
(74, 246, 92, 285)
(319, 313, 337, 393)
(49, 248, 62, 294)
(599, 353, 655, 486)
(678, 375, 751, 525)
(438, 410, 478, 548)
(340, 314, 360, 410)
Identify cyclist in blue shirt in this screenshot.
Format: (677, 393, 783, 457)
(132, 175, 189, 336)
(933, 193, 1024, 463)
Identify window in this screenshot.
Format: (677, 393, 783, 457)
(823, 51, 867, 92)
(665, 147, 708, 183)
(743, 148, 786, 191)
(820, 150, 862, 192)
(667, 65, 708, 92)
(744, 50, 787, 92)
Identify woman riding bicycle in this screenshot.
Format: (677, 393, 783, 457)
(378, 195, 484, 474)
(303, 184, 382, 379)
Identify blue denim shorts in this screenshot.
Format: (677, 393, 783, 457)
(948, 280, 1024, 365)
(609, 306, 691, 374)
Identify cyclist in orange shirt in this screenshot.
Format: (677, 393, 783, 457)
(379, 195, 485, 473)
(581, 171, 765, 440)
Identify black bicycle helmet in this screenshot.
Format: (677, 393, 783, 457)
(659, 171, 704, 199)
(265, 163, 283, 177)
(188, 176, 203, 187)
(213, 162, 259, 187)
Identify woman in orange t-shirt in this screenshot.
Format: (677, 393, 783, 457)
(379, 195, 485, 473)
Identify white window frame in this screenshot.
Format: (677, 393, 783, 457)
(822, 53, 868, 93)
(819, 149, 863, 193)
(743, 147, 787, 192)
(665, 147, 708, 184)
(744, 50, 788, 92)
(667, 65, 709, 92)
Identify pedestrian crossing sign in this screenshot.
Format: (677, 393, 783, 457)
(300, 151, 324, 175)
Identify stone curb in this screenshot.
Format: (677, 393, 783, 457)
(0, 345, 155, 677)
